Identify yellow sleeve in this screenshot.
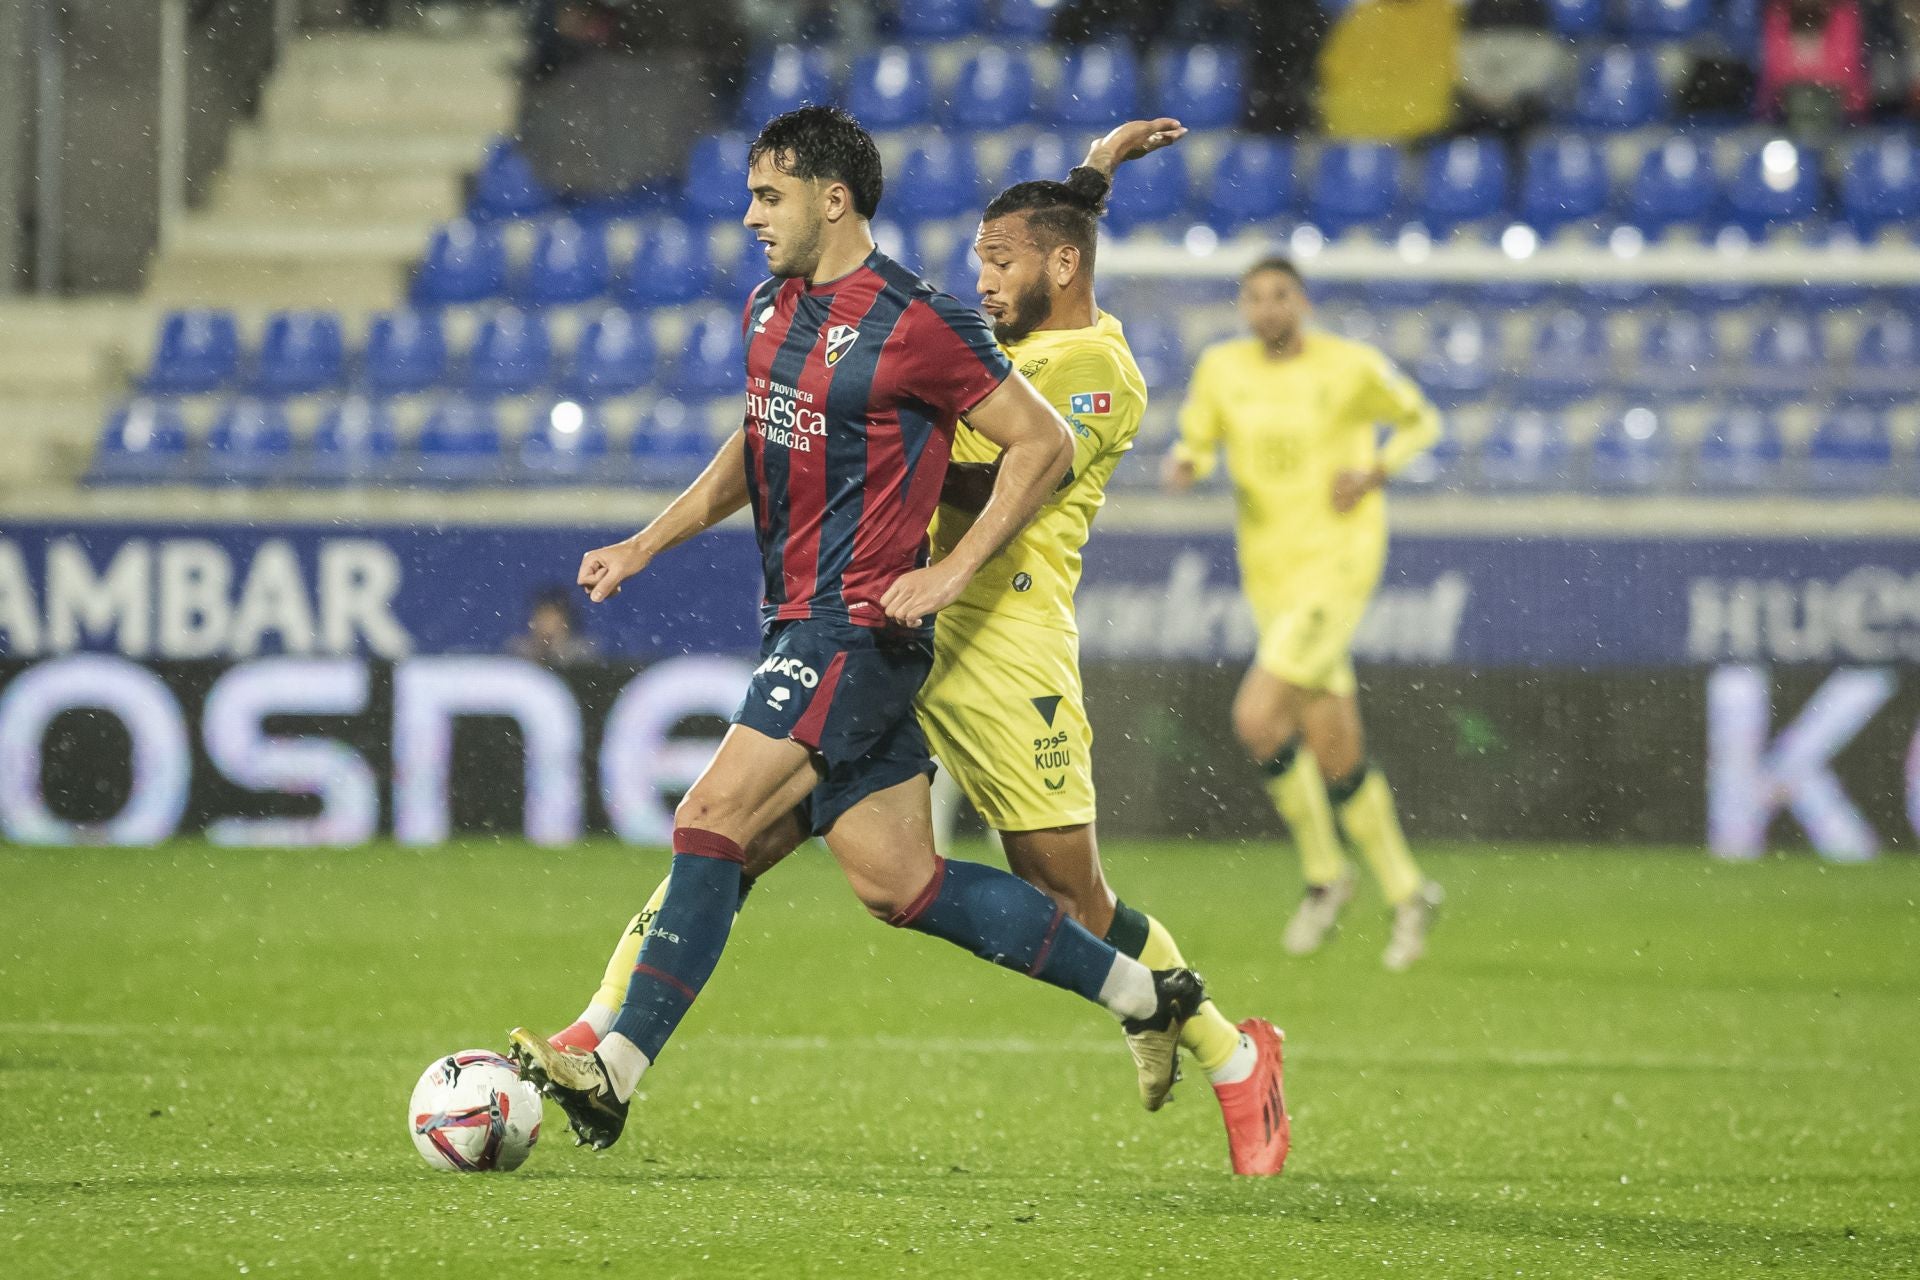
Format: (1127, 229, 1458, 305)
(1035, 347, 1140, 490)
(1173, 348, 1226, 480)
(1354, 347, 1442, 476)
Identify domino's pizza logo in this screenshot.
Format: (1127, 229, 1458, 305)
(1069, 392, 1112, 415)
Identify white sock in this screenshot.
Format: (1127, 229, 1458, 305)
(1205, 1033, 1259, 1086)
(1097, 955, 1158, 1022)
(577, 1004, 615, 1038)
(594, 1031, 651, 1102)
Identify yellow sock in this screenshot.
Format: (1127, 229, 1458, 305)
(1265, 743, 1348, 888)
(1335, 766, 1422, 905)
(586, 876, 670, 1017)
(1138, 915, 1242, 1075)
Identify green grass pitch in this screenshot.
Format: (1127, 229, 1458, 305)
(3, 839, 1917, 1278)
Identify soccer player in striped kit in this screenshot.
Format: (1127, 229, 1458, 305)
(508, 107, 1202, 1150)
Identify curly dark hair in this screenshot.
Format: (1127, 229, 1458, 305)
(980, 166, 1110, 270)
(747, 105, 884, 219)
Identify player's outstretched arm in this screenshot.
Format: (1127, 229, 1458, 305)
(1081, 118, 1187, 179)
(578, 429, 751, 603)
(882, 374, 1072, 626)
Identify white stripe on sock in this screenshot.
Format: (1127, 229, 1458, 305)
(596, 1031, 651, 1102)
(1097, 955, 1157, 1022)
(1205, 1033, 1258, 1086)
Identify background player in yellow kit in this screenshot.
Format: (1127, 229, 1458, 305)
(1164, 258, 1445, 971)
(543, 121, 1289, 1177)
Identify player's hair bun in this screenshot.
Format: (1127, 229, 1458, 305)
(1063, 166, 1112, 215)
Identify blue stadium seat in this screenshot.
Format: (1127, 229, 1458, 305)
(1309, 143, 1403, 234)
(205, 398, 296, 486)
(142, 309, 240, 394)
(312, 397, 399, 483)
(1624, 137, 1719, 235)
(1104, 148, 1190, 233)
(942, 237, 979, 297)
(1849, 310, 1920, 404)
(1518, 135, 1610, 235)
(899, 0, 986, 39)
(250, 311, 345, 396)
(1725, 140, 1823, 237)
(1742, 313, 1826, 401)
(870, 218, 924, 274)
(712, 229, 772, 299)
(1588, 405, 1669, 490)
(91, 400, 192, 483)
(1695, 405, 1785, 491)
(1415, 315, 1497, 408)
(670, 307, 745, 397)
(1545, 0, 1607, 35)
(891, 137, 982, 224)
(464, 309, 553, 396)
(616, 218, 713, 309)
(1517, 308, 1611, 405)
(1569, 46, 1664, 130)
(1152, 45, 1244, 130)
(948, 48, 1035, 130)
(845, 47, 934, 130)
(1417, 137, 1510, 234)
(683, 134, 751, 221)
(1638, 311, 1719, 394)
(1123, 316, 1185, 394)
(1391, 426, 1463, 491)
(1622, 0, 1711, 38)
(1479, 409, 1570, 488)
(521, 399, 612, 480)
(1001, 134, 1076, 186)
(1203, 137, 1296, 229)
(412, 220, 508, 306)
(1049, 44, 1140, 128)
(469, 139, 557, 221)
(1840, 136, 1920, 239)
(561, 308, 657, 400)
(415, 399, 504, 485)
(1807, 405, 1895, 489)
(360, 310, 448, 395)
(1721, 0, 1763, 59)
(736, 45, 836, 130)
(996, 0, 1057, 37)
(516, 218, 611, 307)
(631, 396, 714, 484)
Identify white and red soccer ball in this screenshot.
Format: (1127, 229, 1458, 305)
(408, 1050, 542, 1172)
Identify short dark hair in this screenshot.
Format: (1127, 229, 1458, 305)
(747, 105, 884, 219)
(1243, 256, 1304, 287)
(981, 166, 1111, 270)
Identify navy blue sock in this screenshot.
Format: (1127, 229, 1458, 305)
(890, 857, 1120, 1007)
(608, 827, 743, 1062)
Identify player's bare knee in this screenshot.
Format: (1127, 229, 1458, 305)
(673, 790, 750, 839)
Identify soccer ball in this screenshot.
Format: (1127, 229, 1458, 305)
(407, 1049, 542, 1172)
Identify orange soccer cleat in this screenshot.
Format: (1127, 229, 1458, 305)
(1211, 1018, 1290, 1176)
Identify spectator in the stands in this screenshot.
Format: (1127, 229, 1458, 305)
(1757, 0, 1871, 126)
(1319, 0, 1460, 141)
(1050, 0, 1328, 134)
(511, 587, 599, 668)
(1454, 0, 1568, 142)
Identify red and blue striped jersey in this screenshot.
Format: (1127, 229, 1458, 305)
(738, 249, 1012, 631)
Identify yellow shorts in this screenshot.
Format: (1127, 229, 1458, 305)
(916, 608, 1096, 832)
(1250, 589, 1373, 697)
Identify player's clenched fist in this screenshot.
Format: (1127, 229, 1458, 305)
(577, 537, 652, 603)
(880, 561, 967, 629)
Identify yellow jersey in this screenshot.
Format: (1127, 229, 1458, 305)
(1173, 330, 1440, 597)
(930, 310, 1146, 633)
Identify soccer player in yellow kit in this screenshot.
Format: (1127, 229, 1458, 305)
(540, 122, 1290, 1177)
(1165, 257, 1445, 971)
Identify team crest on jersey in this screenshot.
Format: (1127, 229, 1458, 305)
(1069, 392, 1113, 415)
(824, 324, 859, 367)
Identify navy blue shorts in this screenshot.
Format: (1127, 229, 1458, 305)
(731, 618, 936, 837)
